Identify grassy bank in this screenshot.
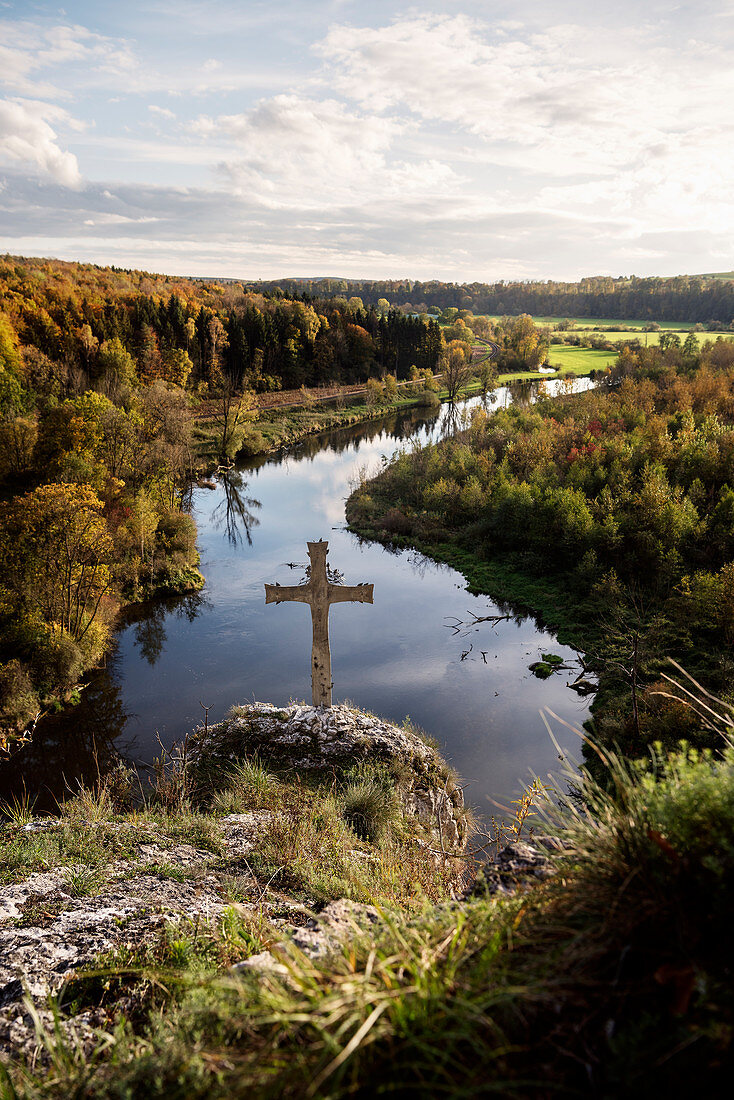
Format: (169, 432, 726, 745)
(192, 392, 439, 465)
(346, 529, 599, 654)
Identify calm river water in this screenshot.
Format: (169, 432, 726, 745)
(1, 380, 594, 815)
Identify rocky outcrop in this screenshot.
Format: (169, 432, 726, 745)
(0, 704, 470, 1064)
(463, 839, 559, 899)
(189, 701, 469, 853)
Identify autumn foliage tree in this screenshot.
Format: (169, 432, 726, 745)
(0, 483, 112, 642)
(495, 314, 549, 371)
(441, 342, 472, 403)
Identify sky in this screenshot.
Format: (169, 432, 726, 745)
(1, 0, 733, 282)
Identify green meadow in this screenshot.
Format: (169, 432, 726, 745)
(544, 345, 618, 372)
(567, 327, 732, 346)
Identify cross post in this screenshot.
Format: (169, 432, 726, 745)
(264, 540, 374, 707)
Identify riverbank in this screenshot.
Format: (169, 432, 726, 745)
(2, 699, 732, 1096)
(192, 392, 437, 466)
(192, 365, 597, 466)
(345, 527, 599, 654)
(343, 516, 606, 738)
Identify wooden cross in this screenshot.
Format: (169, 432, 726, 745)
(264, 540, 373, 708)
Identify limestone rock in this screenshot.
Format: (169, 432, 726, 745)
(188, 702, 468, 853)
(235, 899, 382, 973)
(0, 812, 271, 1058)
(464, 840, 556, 899)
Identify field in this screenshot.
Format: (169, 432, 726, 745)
(482, 315, 700, 329)
(544, 346, 618, 373)
(561, 327, 732, 347)
(538, 317, 702, 330)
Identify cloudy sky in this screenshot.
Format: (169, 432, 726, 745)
(1, 0, 733, 281)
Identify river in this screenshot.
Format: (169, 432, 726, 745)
(1, 378, 594, 817)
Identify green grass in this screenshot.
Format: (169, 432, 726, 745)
(545, 346, 618, 372)
(698, 270, 734, 281)
(560, 328, 733, 347)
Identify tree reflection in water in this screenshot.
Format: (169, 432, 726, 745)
(134, 604, 167, 666)
(132, 590, 208, 667)
(0, 663, 132, 814)
(0, 589, 211, 811)
(507, 379, 541, 408)
(212, 469, 262, 547)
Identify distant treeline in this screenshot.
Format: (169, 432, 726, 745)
(254, 274, 734, 325)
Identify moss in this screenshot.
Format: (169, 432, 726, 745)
(541, 652, 564, 665)
(530, 661, 554, 678)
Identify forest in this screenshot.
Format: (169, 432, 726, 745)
(347, 337, 734, 759)
(0, 255, 442, 395)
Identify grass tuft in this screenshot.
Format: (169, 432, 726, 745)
(0, 786, 37, 826)
(62, 863, 106, 898)
(339, 779, 400, 842)
(210, 757, 274, 814)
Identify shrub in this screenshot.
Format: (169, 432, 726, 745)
(157, 511, 197, 563)
(237, 427, 266, 457)
(298, 385, 316, 408)
(416, 388, 440, 408)
(380, 507, 413, 536)
(364, 377, 385, 406)
(0, 659, 40, 733)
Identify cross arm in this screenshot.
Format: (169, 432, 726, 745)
(264, 583, 312, 605)
(327, 583, 374, 605)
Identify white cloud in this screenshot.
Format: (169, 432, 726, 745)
(148, 105, 176, 120)
(0, 20, 138, 98)
(314, 12, 734, 236)
(83, 213, 161, 226)
(0, 98, 81, 187)
(195, 94, 459, 210)
(317, 16, 734, 168)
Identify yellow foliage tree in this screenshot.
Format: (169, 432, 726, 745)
(0, 482, 113, 643)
